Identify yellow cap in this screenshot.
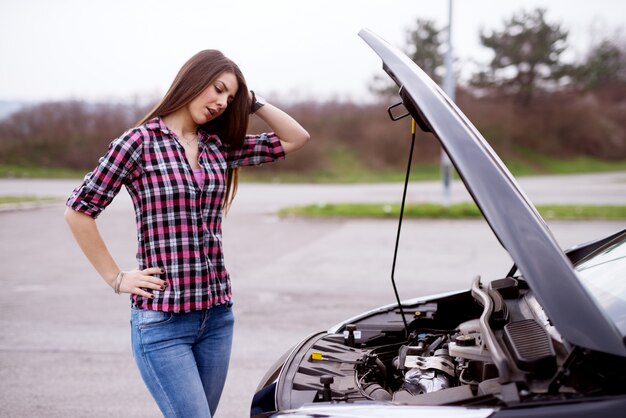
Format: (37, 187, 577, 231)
(311, 351, 324, 361)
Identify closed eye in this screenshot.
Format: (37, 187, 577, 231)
(214, 83, 234, 104)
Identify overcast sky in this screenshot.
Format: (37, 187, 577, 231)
(1, 0, 624, 103)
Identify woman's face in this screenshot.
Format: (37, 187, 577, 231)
(188, 71, 239, 125)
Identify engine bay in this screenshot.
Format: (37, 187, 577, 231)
(272, 275, 626, 411)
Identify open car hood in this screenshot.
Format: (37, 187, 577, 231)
(359, 28, 626, 357)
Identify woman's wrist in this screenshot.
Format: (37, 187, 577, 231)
(114, 271, 126, 294)
(249, 90, 266, 114)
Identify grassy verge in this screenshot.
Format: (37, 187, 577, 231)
(279, 202, 626, 220)
(240, 154, 626, 184)
(511, 149, 626, 175)
(240, 165, 443, 183)
(240, 145, 443, 183)
(0, 195, 60, 206)
(3, 153, 626, 183)
(0, 164, 85, 179)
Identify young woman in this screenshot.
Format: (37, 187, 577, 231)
(64, 49, 309, 417)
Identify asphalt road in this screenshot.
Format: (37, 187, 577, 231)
(1, 173, 625, 417)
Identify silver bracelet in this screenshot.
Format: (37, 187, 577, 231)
(114, 271, 125, 295)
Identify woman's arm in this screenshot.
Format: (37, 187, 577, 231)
(251, 99, 310, 155)
(64, 207, 165, 297)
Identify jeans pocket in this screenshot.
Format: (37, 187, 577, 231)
(135, 308, 174, 329)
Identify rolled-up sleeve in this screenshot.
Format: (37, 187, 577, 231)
(225, 132, 285, 168)
(66, 130, 143, 218)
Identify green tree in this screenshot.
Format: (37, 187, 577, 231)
(471, 8, 569, 105)
(571, 39, 626, 89)
(370, 19, 445, 98)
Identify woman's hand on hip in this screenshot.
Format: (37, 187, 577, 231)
(119, 267, 167, 298)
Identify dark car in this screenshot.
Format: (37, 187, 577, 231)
(251, 29, 626, 418)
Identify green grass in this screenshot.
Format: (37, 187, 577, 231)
(240, 152, 626, 184)
(0, 195, 60, 205)
(0, 164, 84, 179)
(240, 147, 442, 183)
(510, 149, 626, 175)
(538, 157, 626, 174)
(537, 204, 626, 220)
(240, 165, 443, 183)
(3, 152, 626, 183)
(279, 202, 626, 220)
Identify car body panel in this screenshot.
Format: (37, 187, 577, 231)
(358, 28, 626, 357)
(271, 403, 495, 418)
(269, 397, 626, 418)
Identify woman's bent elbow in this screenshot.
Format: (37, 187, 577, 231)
(64, 206, 89, 226)
(294, 130, 311, 152)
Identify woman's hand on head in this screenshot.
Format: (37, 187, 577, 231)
(248, 96, 310, 154)
(118, 267, 167, 299)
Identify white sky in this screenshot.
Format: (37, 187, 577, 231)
(0, 0, 624, 103)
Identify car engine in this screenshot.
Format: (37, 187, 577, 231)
(265, 275, 626, 412)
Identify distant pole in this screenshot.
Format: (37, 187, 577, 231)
(441, 0, 455, 206)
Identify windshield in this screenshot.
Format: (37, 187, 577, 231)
(575, 233, 626, 336)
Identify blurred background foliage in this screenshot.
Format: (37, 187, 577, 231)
(1, 8, 625, 182)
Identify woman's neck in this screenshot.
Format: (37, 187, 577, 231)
(162, 108, 198, 139)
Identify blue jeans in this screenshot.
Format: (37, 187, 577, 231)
(130, 302, 234, 418)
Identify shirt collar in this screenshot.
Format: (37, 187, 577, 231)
(145, 116, 221, 146)
(198, 129, 221, 146)
(144, 116, 170, 135)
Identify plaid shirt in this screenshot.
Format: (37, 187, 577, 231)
(67, 117, 285, 312)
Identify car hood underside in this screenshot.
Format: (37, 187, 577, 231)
(358, 28, 626, 357)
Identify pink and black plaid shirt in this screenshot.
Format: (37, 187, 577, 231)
(67, 117, 285, 312)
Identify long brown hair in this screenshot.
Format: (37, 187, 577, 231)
(138, 50, 249, 212)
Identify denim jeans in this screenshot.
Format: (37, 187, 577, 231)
(130, 302, 234, 418)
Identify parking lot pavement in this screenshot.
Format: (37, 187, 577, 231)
(1, 176, 625, 417)
(1, 171, 626, 208)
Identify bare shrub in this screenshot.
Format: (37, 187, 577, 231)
(0, 101, 149, 169)
(1, 89, 624, 177)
